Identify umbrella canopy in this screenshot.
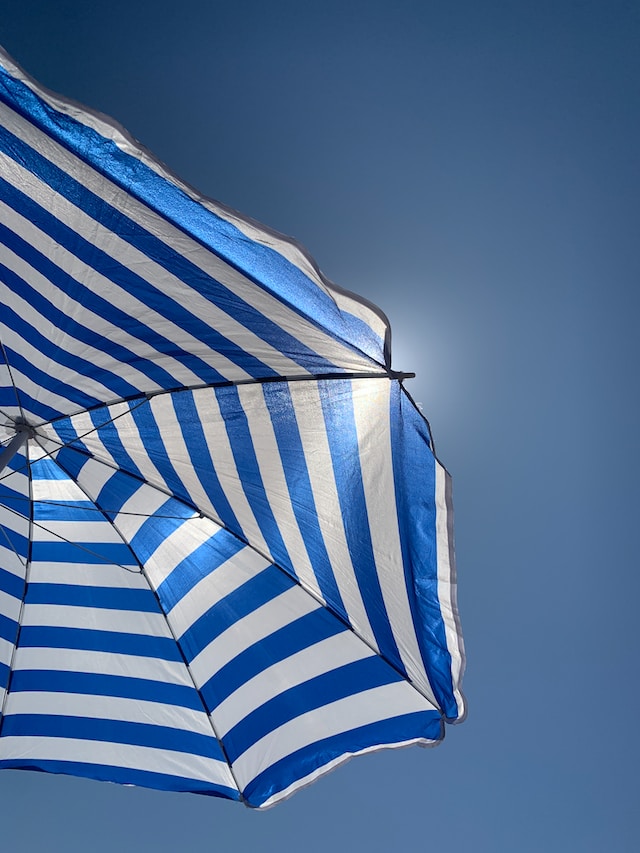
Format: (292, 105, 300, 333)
(0, 47, 464, 808)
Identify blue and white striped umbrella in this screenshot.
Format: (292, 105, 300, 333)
(0, 47, 464, 808)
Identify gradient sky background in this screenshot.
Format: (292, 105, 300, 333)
(1, 1, 639, 850)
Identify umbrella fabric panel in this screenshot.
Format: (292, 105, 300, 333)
(0, 454, 240, 799)
(44, 377, 461, 717)
(0, 48, 388, 365)
(38, 450, 443, 808)
(391, 387, 465, 721)
(0, 451, 28, 711)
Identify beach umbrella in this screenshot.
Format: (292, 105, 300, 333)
(0, 48, 464, 808)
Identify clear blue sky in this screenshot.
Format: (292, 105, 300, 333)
(1, 1, 639, 850)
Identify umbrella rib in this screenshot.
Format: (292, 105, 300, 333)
(39, 369, 415, 428)
(0, 437, 33, 734)
(50, 447, 247, 802)
(0, 493, 201, 519)
(37, 435, 440, 708)
(0, 338, 27, 423)
(0, 518, 27, 568)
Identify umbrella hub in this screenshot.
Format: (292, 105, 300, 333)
(0, 418, 36, 473)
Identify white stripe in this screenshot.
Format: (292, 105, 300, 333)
(0, 588, 21, 621)
(168, 548, 270, 634)
(32, 477, 89, 502)
(214, 630, 372, 736)
(0, 544, 26, 578)
(289, 381, 376, 645)
(27, 562, 146, 588)
(0, 735, 234, 786)
(0, 459, 29, 485)
(13, 646, 193, 686)
(351, 379, 436, 703)
(232, 680, 437, 788)
(193, 390, 271, 557)
(188, 588, 319, 687)
(31, 520, 124, 544)
(435, 461, 465, 717)
(0, 636, 14, 666)
(21, 604, 170, 637)
(4, 692, 211, 736)
(0, 502, 29, 535)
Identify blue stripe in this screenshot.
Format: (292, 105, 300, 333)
(0, 660, 9, 690)
(2, 713, 223, 759)
(32, 455, 80, 481)
(18, 627, 181, 661)
(224, 656, 402, 763)
(262, 382, 346, 616)
(0, 76, 381, 367)
(390, 385, 458, 719)
(0, 566, 25, 599)
(215, 385, 292, 571)
(179, 563, 293, 663)
(10, 670, 203, 711)
(0, 387, 18, 408)
(34, 502, 102, 522)
(0, 758, 240, 799)
(317, 379, 405, 673)
(30, 541, 136, 566)
(0, 612, 18, 643)
(26, 584, 158, 612)
(200, 606, 345, 711)
(242, 710, 443, 807)
(155, 528, 245, 612)
(171, 390, 242, 536)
